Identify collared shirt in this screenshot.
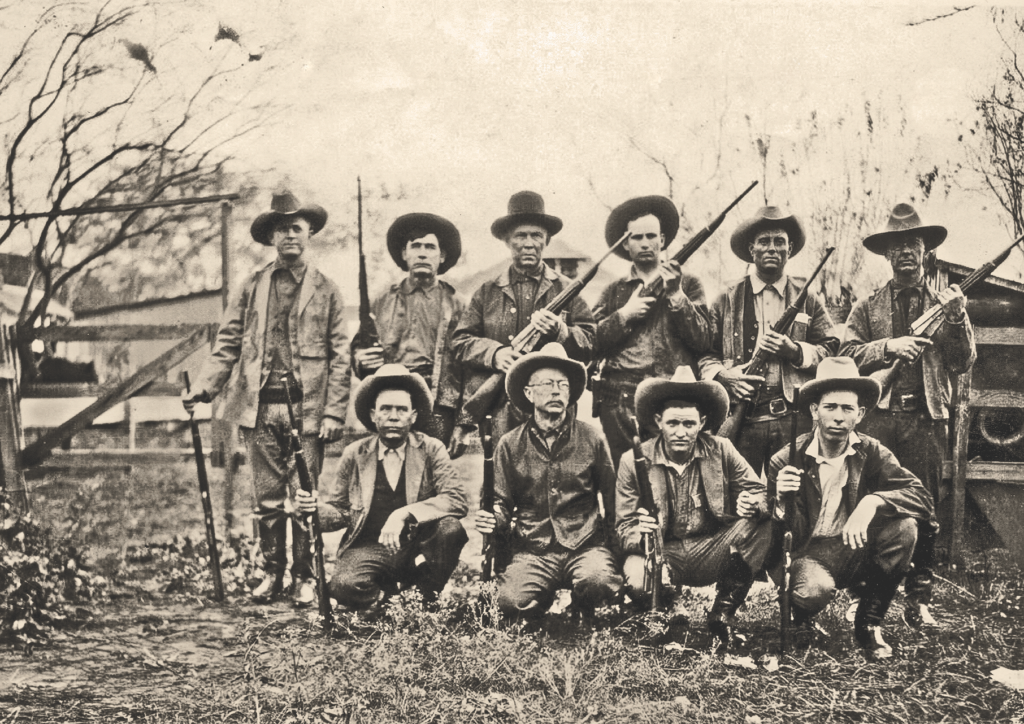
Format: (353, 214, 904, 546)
(750, 271, 787, 390)
(653, 438, 715, 540)
(393, 277, 445, 375)
(265, 260, 307, 381)
(527, 414, 573, 455)
(509, 265, 545, 335)
(806, 430, 861, 538)
(377, 439, 408, 490)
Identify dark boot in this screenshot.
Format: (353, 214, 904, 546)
(903, 518, 939, 631)
(708, 554, 754, 650)
(854, 566, 902, 661)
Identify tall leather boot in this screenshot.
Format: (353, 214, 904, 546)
(904, 518, 939, 630)
(708, 553, 754, 650)
(854, 565, 902, 661)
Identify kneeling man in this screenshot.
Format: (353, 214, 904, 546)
(297, 365, 468, 609)
(767, 357, 933, 660)
(617, 367, 773, 648)
(474, 343, 622, 620)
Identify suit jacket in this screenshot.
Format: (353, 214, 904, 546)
(840, 280, 976, 419)
(616, 432, 767, 554)
(766, 432, 934, 554)
(196, 260, 349, 431)
(698, 276, 838, 404)
(318, 431, 466, 558)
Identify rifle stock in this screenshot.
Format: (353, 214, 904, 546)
(630, 416, 664, 611)
(183, 372, 225, 602)
(479, 415, 496, 581)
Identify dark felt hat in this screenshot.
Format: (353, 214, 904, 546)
(354, 364, 434, 432)
(505, 343, 586, 414)
(634, 366, 730, 435)
(250, 191, 328, 245)
(862, 203, 947, 256)
(386, 213, 462, 274)
(491, 190, 563, 240)
(605, 195, 680, 260)
(730, 206, 805, 263)
(799, 357, 881, 413)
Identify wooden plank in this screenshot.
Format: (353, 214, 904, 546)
(19, 328, 209, 467)
(970, 389, 1024, 409)
(21, 381, 186, 398)
(965, 461, 1024, 485)
(34, 323, 211, 342)
(950, 367, 972, 562)
(975, 327, 1024, 346)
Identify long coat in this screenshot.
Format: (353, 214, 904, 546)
(196, 261, 349, 432)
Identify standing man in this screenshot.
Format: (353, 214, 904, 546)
(183, 192, 349, 605)
(473, 343, 622, 621)
(699, 206, 839, 476)
(452, 191, 596, 441)
(616, 367, 773, 649)
(841, 203, 975, 629)
(351, 212, 472, 456)
(592, 196, 712, 468)
(296, 365, 468, 611)
(767, 358, 934, 659)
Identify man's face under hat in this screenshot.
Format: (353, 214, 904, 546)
(749, 228, 791, 277)
(505, 223, 548, 274)
(402, 233, 446, 280)
(272, 216, 311, 264)
(370, 388, 419, 448)
(655, 400, 705, 460)
(625, 214, 663, 265)
(809, 389, 865, 447)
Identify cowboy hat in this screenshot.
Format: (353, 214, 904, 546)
(799, 357, 881, 412)
(490, 190, 563, 240)
(250, 191, 328, 245)
(730, 206, 805, 264)
(604, 195, 680, 261)
(634, 366, 730, 435)
(862, 203, 947, 256)
(505, 342, 586, 413)
(354, 364, 434, 432)
(386, 213, 462, 274)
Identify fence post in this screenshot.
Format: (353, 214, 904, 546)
(0, 320, 29, 514)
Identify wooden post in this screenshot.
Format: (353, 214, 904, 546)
(217, 198, 239, 533)
(950, 366, 973, 565)
(0, 322, 28, 513)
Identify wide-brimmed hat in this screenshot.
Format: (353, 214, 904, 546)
(799, 357, 881, 412)
(354, 364, 434, 432)
(634, 366, 729, 434)
(386, 213, 462, 274)
(862, 203, 947, 256)
(730, 206, 805, 264)
(505, 342, 586, 413)
(250, 191, 328, 245)
(490, 190, 563, 240)
(605, 195, 680, 261)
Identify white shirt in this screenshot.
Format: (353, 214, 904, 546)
(806, 430, 861, 539)
(377, 440, 408, 491)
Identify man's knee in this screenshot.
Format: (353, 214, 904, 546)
(872, 517, 918, 574)
(622, 555, 646, 594)
(496, 583, 551, 618)
(431, 516, 469, 546)
(790, 557, 837, 616)
(328, 573, 379, 611)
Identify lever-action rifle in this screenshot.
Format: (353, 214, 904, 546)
(462, 231, 631, 423)
(778, 385, 800, 655)
(717, 247, 835, 441)
(479, 415, 496, 581)
(282, 375, 334, 632)
(183, 372, 225, 602)
(630, 415, 664, 612)
(870, 233, 1024, 395)
(350, 176, 382, 378)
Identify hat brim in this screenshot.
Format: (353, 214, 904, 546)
(605, 196, 679, 260)
(387, 213, 462, 274)
(505, 353, 586, 413)
(250, 205, 328, 245)
(730, 214, 805, 264)
(491, 213, 563, 240)
(354, 371, 434, 432)
(800, 377, 881, 413)
(634, 377, 730, 435)
(862, 226, 947, 256)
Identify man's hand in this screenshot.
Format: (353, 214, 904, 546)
(636, 507, 659, 535)
(620, 284, 656, 322)
(736, 490, 760, 518)
(448, 424, 473, 459)
(474, 509, 496, 535)
(843, 495, 884, 550)
(353, 346, 385, 374)
(181, 387, 210, 415)
(493, 347, 522, 373)
(295, 488, 317, 515)
(660, 260, 683, 296)
(379, 510, 411, 552)
(938, 283, 967, 322)
(775, 465, 804, 495)
(530, 308, 566, 339)
(886, 336, 932, 362)
(716, 364, 765, 401)
(754, 330, 801, 363)
(320, 416, 344, 442)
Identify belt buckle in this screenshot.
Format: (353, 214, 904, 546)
(899, 394, 918, 409)
(769, 398, 788, 416)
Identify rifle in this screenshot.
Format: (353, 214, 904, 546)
(281, 374, 334, 632)
(870, 233, 1024, 395)
(630, 415, 664, 611)
(182, 372, 225, 602)
(479, 415, 496, 581)
(778, 385, 800, 655)
(462, 230, 631, 423)
(350, 176, 382, 378)
(717, 246, 836, 441)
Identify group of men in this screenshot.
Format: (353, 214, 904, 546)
(183, 187, 974, 661)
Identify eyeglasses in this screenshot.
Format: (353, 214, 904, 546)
(528, 380, 572, 392)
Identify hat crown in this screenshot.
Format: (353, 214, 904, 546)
(757, 205, 786, 221)
(669, 366, 699, 384)
(374, 363, 414, 378)
(534, 342, 569, 361)
(270, 191, 302, 214)
(508, 190, 546, 216)
(811, 356, 862, 383)
(884, 203, 924, 233)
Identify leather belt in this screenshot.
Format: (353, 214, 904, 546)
(750, 396, 791, 417)
(259, 384, 302, 404)
(890, 393, 922, 412)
